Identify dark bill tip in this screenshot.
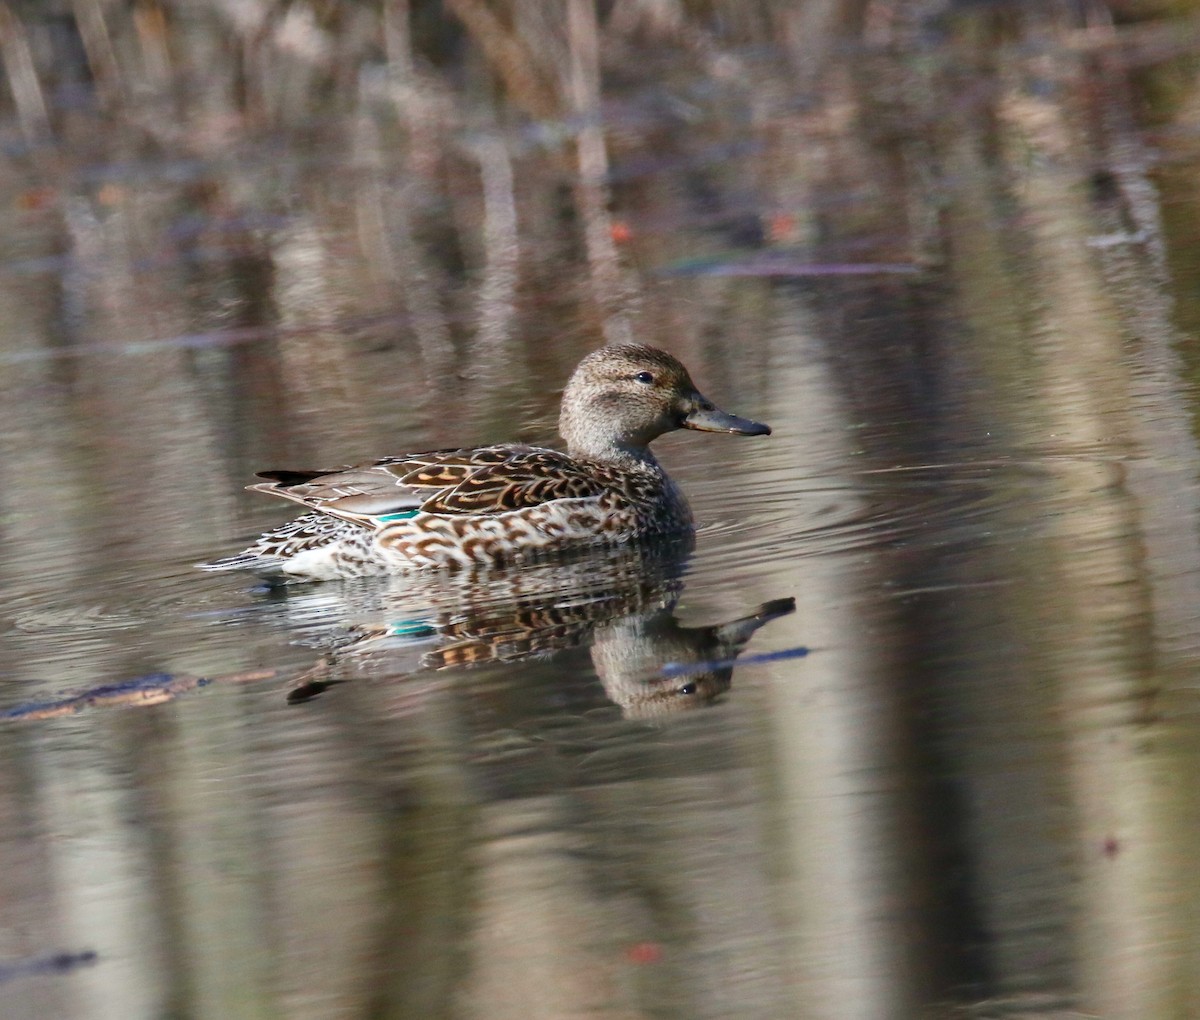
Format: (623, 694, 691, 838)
(682, 405, 772, 436)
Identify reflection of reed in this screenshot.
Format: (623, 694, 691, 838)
(0, 3, 48, 137)
(0, 1, 814, 478)
(789, 6, 1200, 1015)
(470, 132, 520, 365)
(5, 3, 1200, 1017)
(567, 0, 634, 343)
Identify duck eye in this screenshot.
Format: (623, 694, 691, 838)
(678, 682, 697, 696)
(634, 371, 655, 385)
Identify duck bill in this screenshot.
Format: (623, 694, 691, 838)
(681, 401, 771, 436)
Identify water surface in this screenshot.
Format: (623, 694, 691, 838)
(3, 4, 1200, 1019)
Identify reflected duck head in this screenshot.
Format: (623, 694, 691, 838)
(591, 596, 796, 718)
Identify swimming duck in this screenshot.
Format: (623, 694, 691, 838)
(199, 344, 770, 581)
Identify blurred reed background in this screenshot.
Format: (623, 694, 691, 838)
(4, 3, 1200, 1019)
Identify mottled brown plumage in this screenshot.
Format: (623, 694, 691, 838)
(199, 344, 770, 581)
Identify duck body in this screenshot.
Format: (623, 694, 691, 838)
(200, 345, 769, 582)
(202, 444, 690, 580)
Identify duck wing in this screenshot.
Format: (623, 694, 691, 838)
(249, 445, 609, 526)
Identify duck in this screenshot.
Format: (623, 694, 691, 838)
(198, 344, 770, 582)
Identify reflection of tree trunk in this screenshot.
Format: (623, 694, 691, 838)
(567, 0, 634, 344)
(444, 0, 639, 341)
(72, 0, 123, 107)
(700, 0, 1200, 1011)
(271, 221, 373, 453)
(7, 2, 1200, 1016)
(444, 0, 559, 120)
(758, 291, 935, 1019)
(0, 3, 49, 137)
(383, 0, 413, 79)
(462, 797, 629, 1020)
(776, 0, 869, 84)
(471, 132, 520, 367)
(1012, 52, 1200, 1020)
(796, 4, 1200, 1013)
(351, 107, 456, 401)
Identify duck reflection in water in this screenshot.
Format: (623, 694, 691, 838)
(587, 595, 795, 717)
(281, 539, 795, 718)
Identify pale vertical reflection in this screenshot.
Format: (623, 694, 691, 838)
(462, 798, 622, 1019)
(352, 110, 400, 302)
(461, 772, 796, 1019)
(158, 702, 278, 1020)
(0, 3, 49, 137)
(72, 0, 123, 107)
(939, 27, 1200, 1010)
(999, 85, 1152, 1020)
(132, 2, 172, 89)
(778, 0, 845, 85)
(66, 200, 233, 562)
(382, 181, 456, 408)
(470, 133, 520, 368)
(367, 11, 459, 400)
(0, 735, 73, 1020)
(567, 0, 635, 344)
(32, 724, 168, 1020)
(1000, 83, 1200, 1017)
(1110, 96, 1200, 1012)
(271, 222, 372, 453)
(760, 293, 919, 1019)
(382, 0, 413, 79)
(257, 791, 385, 1015)
(933, 100, 1084, 1011)
(1094, 148, 1200, 659)
(0, 244, 85, 588)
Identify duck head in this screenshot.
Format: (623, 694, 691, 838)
(559, 344, 770, 463)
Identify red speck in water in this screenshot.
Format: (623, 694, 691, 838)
(767, 212, 798, 242)
(17, 187, 56, 211)
(625, 941, 663, 965)
(1103, 836, 1120, 858)
(610, 220, 633, 244)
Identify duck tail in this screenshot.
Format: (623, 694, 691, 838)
(196, 550, 284, 574)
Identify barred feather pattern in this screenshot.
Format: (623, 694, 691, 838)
(201, 445, 691, 580)
(197, 512, 381, 578)
(250, 446, 646, 519)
